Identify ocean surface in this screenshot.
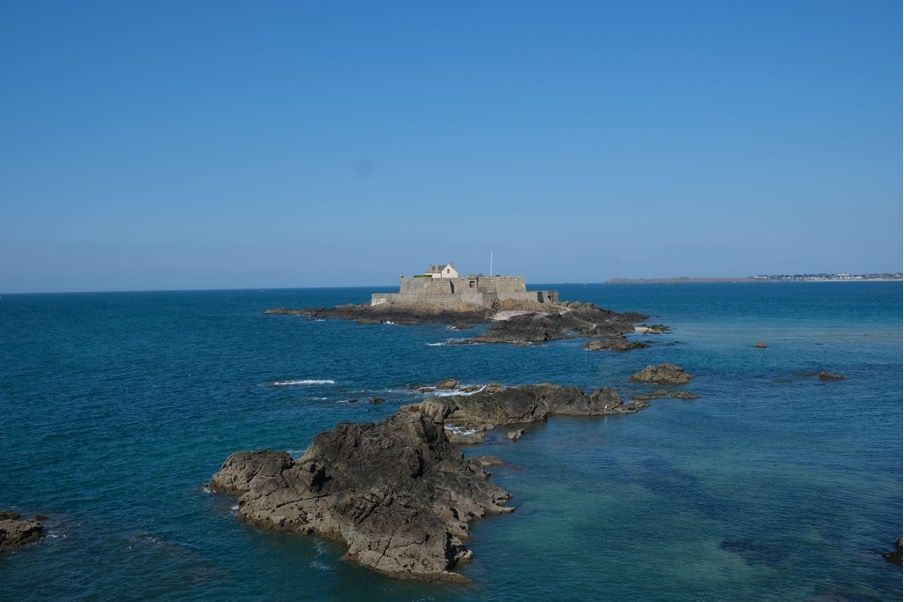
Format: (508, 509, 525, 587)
(0, 283, 900, 601)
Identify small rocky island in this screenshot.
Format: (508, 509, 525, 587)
(266, 263, 652, 345)
(0, 511, 44, 553)
(209, 380, 678, 581)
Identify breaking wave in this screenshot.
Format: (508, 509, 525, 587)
(430, 385, 487, 397)
(272, 379, 336, 386)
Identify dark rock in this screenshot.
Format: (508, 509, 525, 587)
(0, 512, 44, 553)
(440, 384, 643, 442)
(883, 537, 902, 566)
(752, 342, 768, 349)
(436, 379, 459, 390)
(585, 337, 649, 352)
(210, 383, 649, 580)
(210, 403, 512, 581)
(473, 302, 647, 345)
(507, 429, 525, 441)
(816, 371, 845, 381)
(368, 397, 385, 404)
(267, 300, 649, 347)
(629, 364, 693, 385)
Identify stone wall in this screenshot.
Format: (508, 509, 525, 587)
(370, 275, 558, 307)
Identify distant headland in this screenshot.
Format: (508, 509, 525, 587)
(607, 272, 902, 284)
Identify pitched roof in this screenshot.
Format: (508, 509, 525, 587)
(426, 263, 455, 274)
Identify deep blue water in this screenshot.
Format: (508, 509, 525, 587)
(0, 283, 900, 601)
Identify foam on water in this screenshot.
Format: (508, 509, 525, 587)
(272, 379, 336, 386)
(430, 385, 487, 397)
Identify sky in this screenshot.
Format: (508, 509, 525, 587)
(0, 0, 901, 292)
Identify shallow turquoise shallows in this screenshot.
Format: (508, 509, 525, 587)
(0, 283, 901, 601)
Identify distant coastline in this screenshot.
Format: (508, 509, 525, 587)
(607, 272, 903, 284)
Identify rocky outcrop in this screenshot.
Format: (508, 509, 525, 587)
(266, 301, 650, 347)
(629, 364, 693, 385)
(436, 379, 459, 390)
(440, 384, 647, 443)
(210, 401, 512, 582)
(585, 337, 649, 352)
(0, 511, 44, 553)
(210, 383, 650, 580)
(471, 303, 648, 345)
(752, 342, 768, 349)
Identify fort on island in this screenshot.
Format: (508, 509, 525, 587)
(371, 262, 558, 308)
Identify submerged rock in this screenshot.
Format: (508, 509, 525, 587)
(210, 383, 649, 580)
(629, 364, 693, 385)
(882, 538, 902, 566)
(0, 511, 44, 553)
(816, 371, 846, 381)
(631, 389, 700, 402)
(585, 337, 649, 352)
(752, 342, 768, 349)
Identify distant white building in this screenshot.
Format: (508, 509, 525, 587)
(425, 263, 459, 279)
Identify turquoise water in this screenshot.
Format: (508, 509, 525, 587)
(0, 283, 900, 601)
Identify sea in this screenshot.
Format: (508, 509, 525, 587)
(0, 282, 900, 601)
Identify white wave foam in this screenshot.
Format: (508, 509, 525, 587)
(426, 342, 446, 347)
(444, 425, 478, 436)
(310, 560, 333, 571)
(272, 379, 336, 386)
(431, 385, 487, 397)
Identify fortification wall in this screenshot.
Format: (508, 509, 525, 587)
(371, 292, 490, 307)
(372, 275, 555, 307)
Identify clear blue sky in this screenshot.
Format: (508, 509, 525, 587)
(1, 1, 900, 292)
